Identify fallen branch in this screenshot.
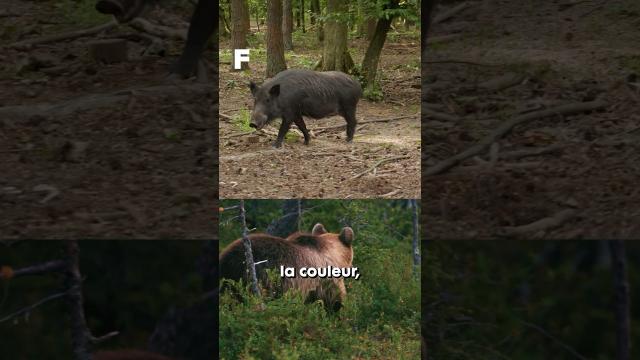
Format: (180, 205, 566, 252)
(314, 114, 418, 134)
(423, 108, 462, 122)
(433, 2, 472, 24)
(423, 60, 503, 67)
(11, 21, 117, 48)
(499, 144, 567, 160)
(348, 155, 411, 180)
(424, 100, 608, 176)
(129, 18, 187, 41)
(381, 189, 402, 197)
(478, 73, 526, 92)
(219, 112, 234, 121)
(499, 209, 577, 237)
(0, 83, 213, 122)
(426, 34, 462, 45)
(220, 131, 254, 140)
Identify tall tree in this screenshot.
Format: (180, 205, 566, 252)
(282, 0, 294, 50)
(231, 0, 249, 71)
(360, 0, 400, 92)
(310, 0, 323, 42)
(410, 199, 420, 276)
(239, 201, 261, 297)
(422, 0, 436, 56)
(241, 0, 250, 34)
(266, 0, 287, 77)
(266, 200, 301, 237)
(219, 3, 230, 37)
(609, 240, 630, 360)
(299, 0, 306, 33)
(321, 0, 354, 72)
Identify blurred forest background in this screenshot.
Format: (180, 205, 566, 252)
(219, 199, 421, 359)
(0, 241, 209, 358)
(425, 241, 639, 359)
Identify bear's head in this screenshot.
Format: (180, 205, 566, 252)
(310, 223, 355, 267)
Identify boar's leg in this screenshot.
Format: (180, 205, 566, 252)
(343, 108, 358, 142)
(170, 0, 216, 77)
(293, 117, 311, 145)
(274, 117, 293, 148)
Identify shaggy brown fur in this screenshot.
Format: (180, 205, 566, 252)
(219, 223, 354, 311)
(93, 350, 175, 360)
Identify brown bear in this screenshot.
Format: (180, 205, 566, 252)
(219, 223, 355, 311)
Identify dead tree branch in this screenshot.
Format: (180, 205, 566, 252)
(0, 83, 213, 122)
(425, 100, 608, 176)
(499, 209, 577, 237)
(348, 155, 411, 180)
(129, 18, 187, 41)
(11, 260, 65, 278)
(11, 21, 118, 48)
(0, 290, 71, 324)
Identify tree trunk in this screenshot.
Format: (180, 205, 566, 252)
(282, 0, 294, 50)
(231, 0, 249, 71)
(411, 199, 420, 275)
(241, 0, 250, 34)
(322, 0, 353, 72)
(239, 200, 261, 297)
(309, 0, 317, 25)
(422, 0, 436, 55)
(65, 241, 92, 360)
(219, 4, 230, 37)
(266, 0, 287, 77)
(300, 0, 306, 33)
(361, 10, 395, 92)
(365, 18, 376, 41)
(310, 0, 322, 41)
(609, 240, 630, 360)
(266, 200, 301, 237)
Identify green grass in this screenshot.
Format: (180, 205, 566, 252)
(55, 0, 110, 27)
(233, 110, 253, 132)
(619, 55, 640, 74)
(219, 244, 420, 360)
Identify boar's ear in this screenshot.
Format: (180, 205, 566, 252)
(339, 227, 354, 246)
(249, 81, 258, 96)
(269, 84, 280, 97)
(312, 223, 327, 236)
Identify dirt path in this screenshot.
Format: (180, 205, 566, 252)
(423, 0, 640, 239)
(219, 35, 421, 198)
(0, 1, 216, 239)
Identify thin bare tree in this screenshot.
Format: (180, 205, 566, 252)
(239, 200, 261, 297)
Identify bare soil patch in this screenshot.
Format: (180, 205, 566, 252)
(219, 34, 421, 199)
(424, 0, 640, 239)
(0, 1, 216, 239)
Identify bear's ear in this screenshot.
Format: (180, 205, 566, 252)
(312, 223, 327, 236)
(339, 227, 354, 245)
(249, 81, 258, 96)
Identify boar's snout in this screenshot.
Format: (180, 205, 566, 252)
(250, 112, 267, 130)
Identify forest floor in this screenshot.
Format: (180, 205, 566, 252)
(218, 29, 421, 199)
(0, 1, 216, 238)
(423, 0, 640, 239)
